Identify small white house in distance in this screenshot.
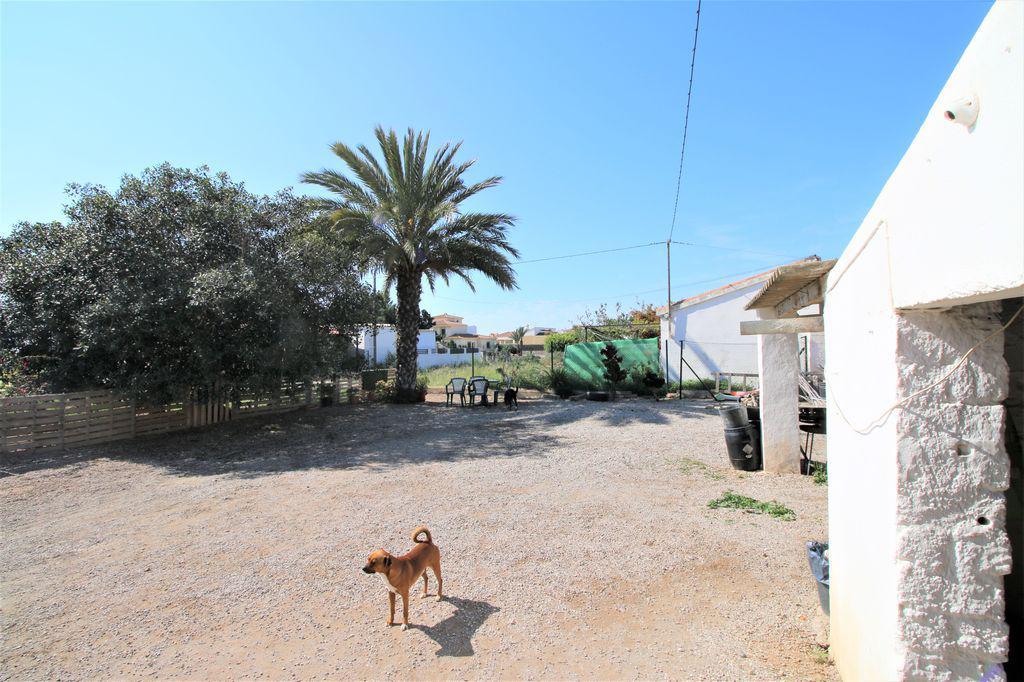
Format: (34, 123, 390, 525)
(356, 326, 436, 365)
(656, 257, 824, 383)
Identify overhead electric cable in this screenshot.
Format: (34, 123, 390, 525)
(667, 0, 702, 243)
(672, 240, 790, 258)
(429, 263, 779, 307)
(514, 241, 662, 264)
(510, 238, 792, 266)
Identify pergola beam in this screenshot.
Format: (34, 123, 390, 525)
(740, 316, 824, 335)
(774, 276, 826, 318)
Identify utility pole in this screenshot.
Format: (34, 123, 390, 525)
(371, 271, 378, 367)
(665, 240, 672, 382)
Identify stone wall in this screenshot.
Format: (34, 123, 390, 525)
(1002, 298, 1023, 679)
(894, 303, 1011, 679)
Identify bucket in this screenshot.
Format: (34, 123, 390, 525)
(719, 403, 749, 428)
(724, 424, 761, 471)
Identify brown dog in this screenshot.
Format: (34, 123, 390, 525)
(362, 526, 443, 630)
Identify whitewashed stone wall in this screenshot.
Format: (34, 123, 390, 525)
(826, 2, 1023, 678)
(894, 304, 1011, 679)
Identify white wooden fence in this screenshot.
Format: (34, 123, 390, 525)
(713, 371, 760, 393)
(1, 376, 360, 454)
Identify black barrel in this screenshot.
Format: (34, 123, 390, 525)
(724, 424, 761, 471)
(719, 403, 749, 428)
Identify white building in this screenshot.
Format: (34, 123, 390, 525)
(356, 326, 436, 365)
(823, 3, 1023, 678)
(657, 259, 824, 383)
(356, 326, 475, 369)
(431, 313, 476, 337)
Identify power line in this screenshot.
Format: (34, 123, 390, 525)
(515, 241, 662, 264)
(667, 0, 703, 242)
(429, 263, 779, 307)
(511, 238, 795, 266)
(672, 240, 791, 258)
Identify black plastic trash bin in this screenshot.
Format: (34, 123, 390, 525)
(806, 541, 830, 616)
(719, 403, 749, 428)
(724, 423, 761, 471)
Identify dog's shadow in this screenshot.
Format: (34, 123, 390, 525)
(412, 595, 499, 657)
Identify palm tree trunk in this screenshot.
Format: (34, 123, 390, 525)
(395, 272, 423, 400)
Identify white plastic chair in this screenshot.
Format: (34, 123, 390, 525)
(468, 377, 489, 406)
(445, 377, 467, 406)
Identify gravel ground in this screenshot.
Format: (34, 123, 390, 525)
(1, 397, 835, 680)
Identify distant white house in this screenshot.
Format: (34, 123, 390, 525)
(356, 326, 435, 365)
(355, 326, 475, 369)
(656, 257, 824, 382)
(431, 313, 477, 337)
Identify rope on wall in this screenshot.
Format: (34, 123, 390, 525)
(830, 303, 1023, 435)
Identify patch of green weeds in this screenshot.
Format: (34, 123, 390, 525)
(811, 463, 828, 486)
(707, 491, 796, 521)
(810, 644, 830, 665)
(670, 457, 725, 481)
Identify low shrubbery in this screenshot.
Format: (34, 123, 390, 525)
(545, 368, 579, 398)
(628, 363, 667, 399)
(666, 378, 717, 393)
(419, 355, 554, 391)
(811, 462, 828, 486)
(373, 376, 428, 403)
(418, 355, 725, 400)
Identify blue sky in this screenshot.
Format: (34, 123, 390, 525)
(1, 1, 992, 333)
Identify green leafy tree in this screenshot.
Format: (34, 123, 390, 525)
(418, 309, 434, 330)
(578, 302, 659, 340)
(303, 126, 518, 401)
(368, 291, 398, 325)
(0, 164, 371, 402)
(543, 330, 579, 352)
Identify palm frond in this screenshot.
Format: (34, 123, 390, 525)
(301, 126, 519, 348)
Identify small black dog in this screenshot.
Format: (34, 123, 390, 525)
(503, 387, 519, 410)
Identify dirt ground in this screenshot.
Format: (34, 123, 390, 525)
(1, 397, 835, 680)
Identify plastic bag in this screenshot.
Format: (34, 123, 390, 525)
(806, 541, 830, 616)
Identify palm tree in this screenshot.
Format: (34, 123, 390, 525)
(303, 127, 518, 400)
(510, 326, 528, 351)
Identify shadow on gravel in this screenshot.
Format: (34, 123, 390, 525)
(0, 399, 714, 480)
(413, 596, 499, 657)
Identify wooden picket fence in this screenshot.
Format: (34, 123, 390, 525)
(0, 375, 361, 455)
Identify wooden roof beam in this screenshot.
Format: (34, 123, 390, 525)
(740, 316, 824, 335)
(774, 276, 826, 318)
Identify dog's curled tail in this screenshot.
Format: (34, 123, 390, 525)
(411, 526, 432, 544)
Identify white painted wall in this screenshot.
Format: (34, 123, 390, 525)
(416, 352, 476, 369)
(357, 327, 436, 365)
(659, 281, 824, 383)
(826, 230, 902, 681)
(826, 3, 1022, 678)
(659, 282, 763, 382)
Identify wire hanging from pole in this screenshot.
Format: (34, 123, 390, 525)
(667, 0, 703, 242)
